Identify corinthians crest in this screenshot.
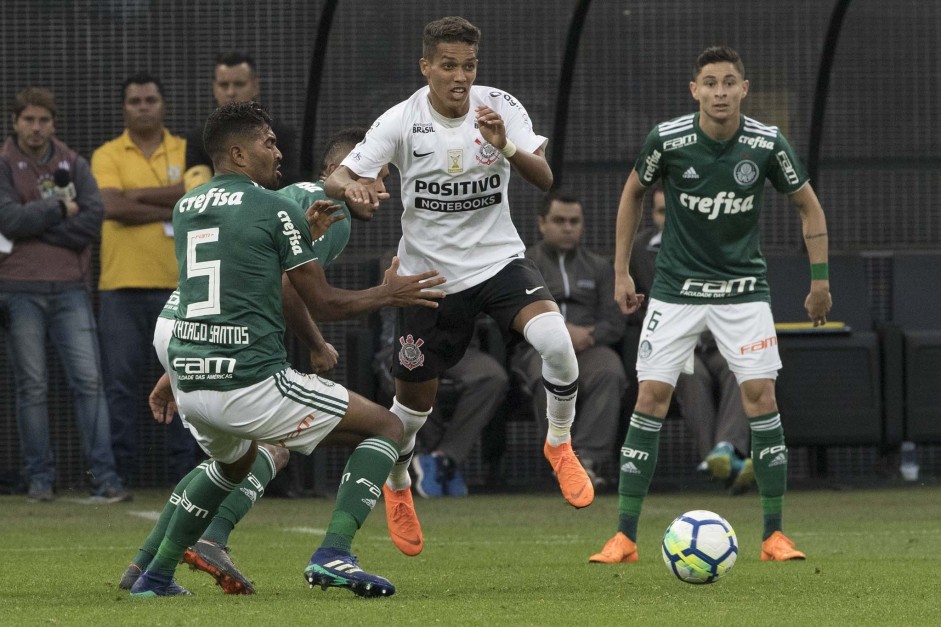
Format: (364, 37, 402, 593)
(398, 334, 425, 370)
(474, 138, 499, 166)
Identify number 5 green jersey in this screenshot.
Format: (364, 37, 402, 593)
(168, 173, 317, 392)
(635, 112, 809, 304)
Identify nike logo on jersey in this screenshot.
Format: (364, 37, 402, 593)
(525, 287, 543, 295)
(682, 167, 700, 179)
(412, 150, 434, 158)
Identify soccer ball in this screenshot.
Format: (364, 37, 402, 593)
(661, 510, 738, 584)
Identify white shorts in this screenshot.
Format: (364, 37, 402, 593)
(636, 299, 781, 386)
(153, 317, 202, 441)
(175, 369, 349, 463)
(154, 316, 175, 383)
(155, 316, 349, 463)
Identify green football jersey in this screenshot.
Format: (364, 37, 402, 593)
(276, 179, 351, 269)
(635, 113, 809, 304)
(168, 173, 317, 392)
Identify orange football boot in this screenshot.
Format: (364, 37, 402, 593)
(760, 531, 806, 561)
(544, 440, 594, 508)
(383, 484, 424, 556)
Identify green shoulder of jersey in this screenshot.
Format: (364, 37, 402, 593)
(276, 179, 352, 269)
(634, 113, 809, 305)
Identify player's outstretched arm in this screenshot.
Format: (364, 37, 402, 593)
(613, 170, 648, 315)
(790, 183, 832, 326)
(285, 256, 446, 322)
(377, 256, 448, 309)
(324, 165, 381, 216)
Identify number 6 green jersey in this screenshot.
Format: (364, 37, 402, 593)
(168, 173, 317, 392)
(635, 112, 809, 304)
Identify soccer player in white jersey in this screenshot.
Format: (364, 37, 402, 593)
(326, 15, 595, 556)
(589, 46, 832, 565)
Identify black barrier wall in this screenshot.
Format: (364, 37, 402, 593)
(0, 0, 938, 489)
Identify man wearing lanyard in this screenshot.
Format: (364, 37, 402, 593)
(91, 72, 194, 487)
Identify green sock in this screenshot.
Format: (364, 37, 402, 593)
(749, 412, 787, 539)
(201, 448, 276, 547)
(132, 461, 209, 569)
(320, 437, 399, 553)
(149, 462, 238, 575)
(616, 412, 663, 541)
(617, 513, 639, 542)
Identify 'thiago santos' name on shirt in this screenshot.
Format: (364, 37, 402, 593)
(178, 186, 305, 255)
(173, 319, 249, 346)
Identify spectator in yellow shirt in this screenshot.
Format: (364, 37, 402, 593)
(91, 72, 195, 486)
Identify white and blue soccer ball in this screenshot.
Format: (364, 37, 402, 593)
(662, 510, 738, 584)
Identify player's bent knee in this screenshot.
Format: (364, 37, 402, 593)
(260, 443, 290, 473)
(635, 380, 674, 417)
(219, 442, 258, 483)
(524, 311, 578, 381)
(739, 378, 777, 414)
(344, 393, 405, 443)
(379, 409, 405, 443)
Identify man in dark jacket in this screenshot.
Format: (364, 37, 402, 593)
(183, 52, 299, 191)
(0, 86, 129, 503)
(512, 190, 627, 487)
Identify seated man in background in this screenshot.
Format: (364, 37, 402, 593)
(677, 331, 755, 494)
(511, 190, 627, 488)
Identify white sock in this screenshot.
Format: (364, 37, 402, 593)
(385, 396, 430, 490)
(523, 312, 579, 445)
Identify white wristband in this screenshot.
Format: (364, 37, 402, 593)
(499, 139, 517, 158)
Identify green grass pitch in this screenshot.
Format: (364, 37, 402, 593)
(1, 485, 936, 626)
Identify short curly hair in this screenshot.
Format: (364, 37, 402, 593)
(203, 101, 272, 163)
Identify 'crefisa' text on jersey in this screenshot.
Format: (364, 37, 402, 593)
(635, 113, 809, 304)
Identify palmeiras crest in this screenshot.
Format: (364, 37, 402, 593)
(733, 160, 759, 186)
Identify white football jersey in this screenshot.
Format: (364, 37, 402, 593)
(342, 85, 548, 293)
